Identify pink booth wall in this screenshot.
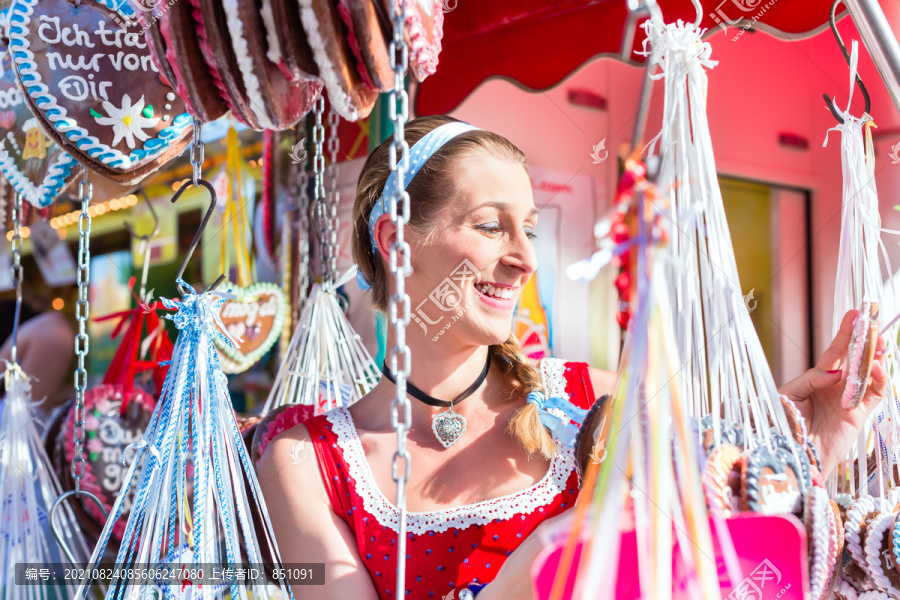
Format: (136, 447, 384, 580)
(435, 2, 900, 377)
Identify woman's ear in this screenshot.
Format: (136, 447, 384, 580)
(372, 215, 398, 262)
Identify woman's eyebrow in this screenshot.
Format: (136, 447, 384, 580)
(471, 201, 540, 218)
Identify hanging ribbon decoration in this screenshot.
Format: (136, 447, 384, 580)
(220, 124, 254, 288)
(0, 193, 93, 600)
(74, 123, 296, 600)
(262, 101, 379, 416)
(825, 41, 900, 514)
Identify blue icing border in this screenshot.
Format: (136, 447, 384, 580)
(0, 148, 80, 209)
(8, 0, 191, 172)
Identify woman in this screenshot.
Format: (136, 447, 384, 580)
(258, 115, 888, 600)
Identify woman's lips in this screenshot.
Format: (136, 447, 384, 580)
(473, 283, 516, 309)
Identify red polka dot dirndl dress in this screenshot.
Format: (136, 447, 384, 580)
(258, 358, 596, 599)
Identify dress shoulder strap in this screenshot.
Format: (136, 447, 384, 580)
(539, 357, 596, 410)
(303, 413, 355, 522)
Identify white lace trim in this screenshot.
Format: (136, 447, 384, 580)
(540, 357, 570, 421)
(540, 358, 568, 398)
(326, 407, 575, 534)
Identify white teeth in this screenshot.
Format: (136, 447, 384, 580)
(476, 283, 515, 300)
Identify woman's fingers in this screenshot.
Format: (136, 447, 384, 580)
(860, 357, 889, 415)
(815, 310, 858, 371)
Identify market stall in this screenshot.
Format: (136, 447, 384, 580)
(1, 0, 900, 599)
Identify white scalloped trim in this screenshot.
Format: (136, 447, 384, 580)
(221, 0, 275, 129)
(846, 496, 878, 571)
(327, 407, 575, 534)
(297, 0, 358, 121)
(864, 513, 896, 593)
(836, 576, 860, 600)
(858, 591, 891, 599)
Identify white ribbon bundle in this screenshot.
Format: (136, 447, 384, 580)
(578, 248, 721, 600)
(263, 268, 380, 415)
(827, 41, 900, 496)
(74, 283, 294, 600)
(0, 363, 90, 600)
(641, 18, 795, 449)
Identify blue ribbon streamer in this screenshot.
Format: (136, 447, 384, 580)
(527, 391, 589, 449)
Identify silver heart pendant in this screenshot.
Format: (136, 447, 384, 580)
(432, 411, 467, 449)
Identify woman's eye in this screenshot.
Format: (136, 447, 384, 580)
(525, 229, 538, 240)
(476, 223, 502, 234)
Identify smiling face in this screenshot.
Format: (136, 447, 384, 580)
(405, 153, 539, 346)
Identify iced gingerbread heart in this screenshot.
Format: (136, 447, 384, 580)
(740, 444, 802, 515)
(8, 0, 193, 183)
(58, 384, 155, 541)
(843, 301, 880, 409)
(703, 443, 743, 517)
(0, 21, 80, 207)
(866, 512, 900, 595)
(805, 487, 839, 600)
(213, 282, 287, 374)
(573, 394, 609, 483)
(845, 495, 882, 578)
(382, 0, 444, 82)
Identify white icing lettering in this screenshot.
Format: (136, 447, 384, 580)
(103, 462, 122, 491)
(226, 322, 247, 340)
(37, 15, 61, 44)
(93, 20, 118, 47)
(100, 447, 118, 464)
(0, 88, 23, 110)
(47, 52, 101, 72)
(141, 54, 156, 72)
(38, 16, 95, 48)
(94, 20, 148, 49)
(124, 32, 147, 49)
(98, 419, 122, 445)
(98, 81, 112, 101)
(258, 295, 278, 318)
(59, 75, 89, 101)
(108, 52, 150, 72)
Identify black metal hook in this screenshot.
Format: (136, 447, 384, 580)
(170, 179, 226, 297)
(823, 0, 871, 124)
(123, 186, 160, 241)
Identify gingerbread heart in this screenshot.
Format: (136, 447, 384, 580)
(741, 444, 802, 515)
(0, 29, 81, 207)
(213, 282, 287, 374)
(8, 0, 193, 184)
(58, 384, 155, 542)
(703, 443, 743, 517)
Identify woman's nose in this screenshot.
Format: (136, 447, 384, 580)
(500, 228, 538, 275)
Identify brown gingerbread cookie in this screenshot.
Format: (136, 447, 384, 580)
(740, 444, 802, 515)
(338, 0, 393, 91)
(572, 394, 609, 484)
(9, 0, 193, 184)
(298, 0, 378, 121)
(703, 444, 743, 517)
(843, 301, 880, 409)
(159, 0, 228, 122)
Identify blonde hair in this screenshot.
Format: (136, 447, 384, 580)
(352, 115, 556, 460)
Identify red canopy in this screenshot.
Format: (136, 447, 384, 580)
(415, 0, 847, 115)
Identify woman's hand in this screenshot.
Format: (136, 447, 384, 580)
(777, 309, 889, 474)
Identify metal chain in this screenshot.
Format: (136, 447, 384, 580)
(8, 193, 23, 365)
(311, 96, 329, 284)
(191, 117, 204, 185)
(72, 171, 92, 493)
(325, 106, 341, 284)
(297, 124, 311, 316)
(388, 0, 412, 593)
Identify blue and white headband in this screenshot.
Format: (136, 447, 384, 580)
(357, 121, 482, 291)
